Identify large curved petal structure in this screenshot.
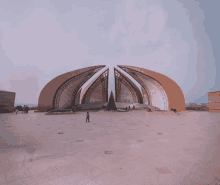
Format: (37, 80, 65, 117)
(82, 69, 109, 104)
(38, 65, 105, 112)
(114, 68, 143, 104)
(118, 65, 185, 112)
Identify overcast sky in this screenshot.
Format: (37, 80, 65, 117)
(0, 0, 219, 105)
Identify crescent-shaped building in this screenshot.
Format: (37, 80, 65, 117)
(38, 65, 185, 112)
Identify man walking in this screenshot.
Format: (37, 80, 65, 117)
(86, 112, 90, 122)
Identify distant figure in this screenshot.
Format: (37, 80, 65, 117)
(25, 106, 29, 113)
(133, 106, 135, 110)
(129, 106, 130, 110)
(22, 105, 25, 113)
(15, 109, 18, 114)
(86, 112, 90, 122)
(72, 106, 76, 112)
(125, 106, 127, 111)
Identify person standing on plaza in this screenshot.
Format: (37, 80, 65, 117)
(86, 112, 90, 122)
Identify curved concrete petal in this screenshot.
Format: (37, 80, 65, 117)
(114, 68, 143, 104)
(38, 65, 105, 112)
(118, 65, 185, 112)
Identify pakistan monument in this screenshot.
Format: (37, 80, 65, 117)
(37, 65, 185, 113)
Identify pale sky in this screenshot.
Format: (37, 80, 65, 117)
(0, 0, 219, 105)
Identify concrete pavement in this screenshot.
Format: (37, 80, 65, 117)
(0, 110, 220, 185)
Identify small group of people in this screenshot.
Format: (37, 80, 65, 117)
(125, 106, 135, 111)
(22, 105, 29, 113)
(125, 106, 130, 111)
(15, 105, 29, 114)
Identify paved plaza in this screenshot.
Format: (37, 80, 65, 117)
(0, 110, 220, 185)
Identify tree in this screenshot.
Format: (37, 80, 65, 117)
(106, 91, 117, 111)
